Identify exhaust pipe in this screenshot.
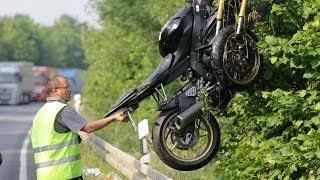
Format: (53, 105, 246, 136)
(174, 101, 203, 130)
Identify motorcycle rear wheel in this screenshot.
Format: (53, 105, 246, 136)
(211, 26, 262, 91)
(152, 110, 220, 171)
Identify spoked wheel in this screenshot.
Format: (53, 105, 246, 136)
(211, 25, 262, 91)
(152, 110, 220, 171)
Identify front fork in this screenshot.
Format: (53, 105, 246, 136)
(215, 0, 248, 36)
(125, 109, 138, 132)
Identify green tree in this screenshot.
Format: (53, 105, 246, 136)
(0, 14, 88, 69)
(0, 15, 41, 63)
(42, 15, 88, 69)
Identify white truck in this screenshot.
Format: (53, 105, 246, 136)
(0, 61, 34, 105)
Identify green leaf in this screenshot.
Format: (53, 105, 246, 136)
(262, 91, 271, 99)
(311, 116, 320, 125)
(270, 57, 278, 64)
(288, 164, 297, 173)
(265, 36, 277, 45)
(311, 60, 320, 69)
(294, 120, 303, 127)
(279, 57, 289, 64)
(313, 102, 320, 111)
(263, 70, 273, 80)
(303, 72, 313, 78)
(280, 147, 289, 156)
(303, 152, 314, 159)
(290, 58, 305, 69)
(298, 90, 307, 97)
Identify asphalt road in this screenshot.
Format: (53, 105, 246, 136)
(0, 102, 44, 180)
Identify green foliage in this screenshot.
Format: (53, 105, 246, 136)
(82, 0, 320, 179)
(0, 14, 88, 69)
(39, 15, 89, 69)
(259, 0, 320, 90)
(213, 89, 320, 179)
(0, 15, 41, 62)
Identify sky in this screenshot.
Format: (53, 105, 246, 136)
(0, 0, 99, 27)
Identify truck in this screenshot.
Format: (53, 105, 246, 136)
(0, 61, 33, 105)
(32, 66, 58, 101)
(58, 68, 84, 95)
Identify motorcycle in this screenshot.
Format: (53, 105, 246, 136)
(105, 0, 279, 171)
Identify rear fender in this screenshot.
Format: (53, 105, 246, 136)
(142, 54, 174, 88)
(106, 54, 175, 117)
(105, 88, 138, 117)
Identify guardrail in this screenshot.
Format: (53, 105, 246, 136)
(79, 132, 172, 180)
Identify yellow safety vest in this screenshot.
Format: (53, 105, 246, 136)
(31, 101, 83, 180)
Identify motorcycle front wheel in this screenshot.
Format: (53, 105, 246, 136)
(152, 110, 220, 171)
(211, 26, 262, 91)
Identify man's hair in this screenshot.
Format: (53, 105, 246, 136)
(45, 75, 65, 95)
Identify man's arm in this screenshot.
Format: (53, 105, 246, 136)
(81, 112, 127, 133)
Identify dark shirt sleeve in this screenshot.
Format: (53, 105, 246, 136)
(54, 106, 87, 134)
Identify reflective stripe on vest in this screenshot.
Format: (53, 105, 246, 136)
(35, 154, 81, 169)
(33, 138, 79, 153)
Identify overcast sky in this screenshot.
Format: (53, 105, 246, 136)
(0, 0, 99, 27)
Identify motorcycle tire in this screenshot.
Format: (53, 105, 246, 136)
(152, 110, 220, 171)
(211, 25, 262, 91)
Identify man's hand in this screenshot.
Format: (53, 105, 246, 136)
(112, 111, 129, 122)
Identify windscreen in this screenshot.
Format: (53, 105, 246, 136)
(0, 73, 20, 83)
(33, 74, 47, 83)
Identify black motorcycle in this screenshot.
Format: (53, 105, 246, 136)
(105, 0, 278, 171)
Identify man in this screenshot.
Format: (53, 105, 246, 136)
(31, 75, 127, 180)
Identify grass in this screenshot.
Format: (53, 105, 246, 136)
(81, 144, 126, 180)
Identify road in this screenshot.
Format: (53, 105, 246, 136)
(0, 102, 44, 180)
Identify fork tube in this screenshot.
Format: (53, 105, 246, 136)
(236, 0, 248, 34)
(215, 0, 225, 36)
(125, 110, 138, 132)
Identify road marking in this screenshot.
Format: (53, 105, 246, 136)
(19, 128, 32, 180)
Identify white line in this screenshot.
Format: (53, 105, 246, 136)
(19, 128, 32, 180)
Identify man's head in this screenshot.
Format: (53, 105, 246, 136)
(45, 75, 72, 102)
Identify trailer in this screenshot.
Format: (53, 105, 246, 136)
(32, 66, 58, 101)
(0, 61, 34, 105)
(58, 68, 84, 95)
